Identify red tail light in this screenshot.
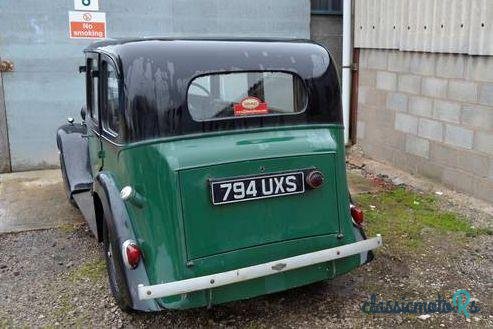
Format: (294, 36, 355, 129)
(122, 240, 142, 269)
(306, 170, 325, 189)
(351, 205, 364, 225)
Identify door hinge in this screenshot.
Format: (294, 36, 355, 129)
(0, 60, 14, 73)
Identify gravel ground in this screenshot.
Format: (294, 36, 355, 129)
(0, 172, 492, 328)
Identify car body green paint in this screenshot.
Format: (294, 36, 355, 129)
(99, 125, 360, 309)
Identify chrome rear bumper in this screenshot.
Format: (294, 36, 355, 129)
(138, 234, 382, 300)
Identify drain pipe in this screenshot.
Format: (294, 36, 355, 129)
(342, 0, 352, 144)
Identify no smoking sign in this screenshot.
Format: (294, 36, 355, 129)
(69, 11, 106, 39)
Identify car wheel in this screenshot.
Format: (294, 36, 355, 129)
(102, 215, 133, 312)
(59, 152, 77, 208)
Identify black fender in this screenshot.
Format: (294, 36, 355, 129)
(56, 123, 92, 196)
(93, 171, 161, 312)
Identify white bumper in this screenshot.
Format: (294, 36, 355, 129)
(138, 235, 382, 300)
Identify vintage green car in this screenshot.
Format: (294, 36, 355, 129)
(56, 38, 382, 312)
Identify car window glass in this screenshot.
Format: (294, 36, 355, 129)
(103, 62, 120, 136)
(187, 71, 306, 121)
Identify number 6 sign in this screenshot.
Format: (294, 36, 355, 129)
(74, 0, 99, 11)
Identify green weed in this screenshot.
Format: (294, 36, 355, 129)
(355, 187, 491, 252)
(68, 259, 106, 283)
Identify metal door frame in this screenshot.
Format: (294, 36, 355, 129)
(0, 58, 11, 173)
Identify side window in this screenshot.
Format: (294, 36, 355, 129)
(87, 58, 99, 123)
(102, 61, 120, 137)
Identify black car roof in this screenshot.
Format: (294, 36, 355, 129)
(84, 38, 332, 79)
(85, 37, 323, 52)
(83, 38, 341, 142)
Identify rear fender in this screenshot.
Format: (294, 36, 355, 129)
(93, 171, 160, 312)
(56, 123, 92, 195)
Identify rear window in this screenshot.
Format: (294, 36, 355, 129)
(187, 72, 307, 121)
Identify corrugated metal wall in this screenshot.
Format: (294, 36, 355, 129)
(0, 0, 310, 171)
(354, 0, 493, 55)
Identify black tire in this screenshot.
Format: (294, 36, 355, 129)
(59, 152, 77, 208)
(102, 215, 133, 312)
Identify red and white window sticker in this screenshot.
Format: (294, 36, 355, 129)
(69, 11, 106, 39)
(234, 97, 269, 116)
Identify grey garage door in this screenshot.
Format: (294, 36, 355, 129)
(0, 1, 88, 171)
(0, 0, 310, 172)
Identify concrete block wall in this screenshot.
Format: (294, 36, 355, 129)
(356, 49, 493, 203)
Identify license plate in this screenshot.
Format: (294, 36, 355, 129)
(210, 171, 305, 205)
